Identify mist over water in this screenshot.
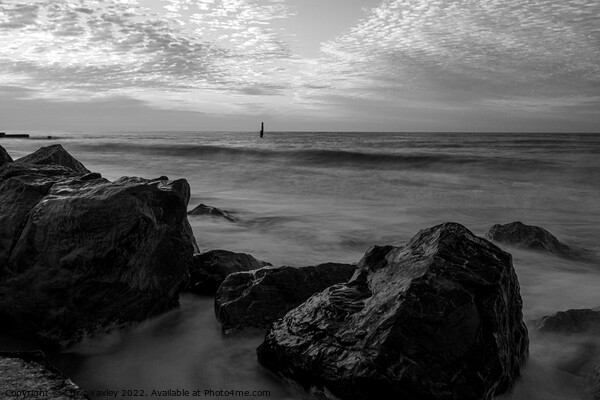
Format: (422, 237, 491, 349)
(2, 131, 599, 399)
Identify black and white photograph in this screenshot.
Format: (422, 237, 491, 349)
(0, 0, 599, 399)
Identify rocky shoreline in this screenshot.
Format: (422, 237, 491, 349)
(1, 144, 597, 399)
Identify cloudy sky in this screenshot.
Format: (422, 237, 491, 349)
(0, 0, 599, 132)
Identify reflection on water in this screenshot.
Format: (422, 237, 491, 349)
(2, 132, 599, 399)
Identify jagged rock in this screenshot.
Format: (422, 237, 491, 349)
(538, 308, 600, 335)
(0, 351, 88, 399)
(215, 263, 356, 331)
(0, 146, 197, 348)
(189, 250, 271, 295)
(485, 221, 572, 257)
(0, 145, 12, 166)
(257, 222, 529, 400)
(188, 203, 237, 222)
(15, 144, 90, 174)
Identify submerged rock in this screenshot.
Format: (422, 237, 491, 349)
(538, 308, 600, 335)
(538, 308, 600, 399)
(215, 263, 355, 331)
(485, 221, 572, 257)
(0, 351, 88, 399)
(0, 145, 196, 348)
(0, 145, 12, 166)
(188, 203, 237, 222)
(189, 249, 271, 295)
(589, 365, 600, 400)
(257, 222, 529, 400)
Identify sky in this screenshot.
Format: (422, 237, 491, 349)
(0, 0, 599, 132)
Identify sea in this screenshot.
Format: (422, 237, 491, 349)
(1, 131, 599, 400)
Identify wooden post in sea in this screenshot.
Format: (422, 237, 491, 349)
(260, 122, 264, 138)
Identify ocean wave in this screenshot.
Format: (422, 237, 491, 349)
(74, 142, 556, 170)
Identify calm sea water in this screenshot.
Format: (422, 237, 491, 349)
(2, 131, 600, 399)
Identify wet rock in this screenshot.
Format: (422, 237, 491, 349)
(189, 249, 271, 295)
(15, 144, 90, 174)
(0, 146, 196, 348)
(485, 221, 572, 257)
(188, 203, 237, 222)
(0, 145, 12, 166)
(538, 308, 600, 335)
(215, 263, 356, 331)
(257, 222, 529, 400)
(0, 351, 88, 399)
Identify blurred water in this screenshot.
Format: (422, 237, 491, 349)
(2, 131, 599, 399)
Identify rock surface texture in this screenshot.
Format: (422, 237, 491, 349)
(0, 145, 12, 166)
(189, 249, 271, 295)
(188, 203, 237, 222)
(215, 263, 356, 331)
(0, 351, 88, 399)
(257, 222, 529, 400)
(0, 145, 196, 348)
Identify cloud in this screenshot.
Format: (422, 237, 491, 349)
(307, 0, 600, 106)
(0, 0, 295, 102)
(0, 0, 599, 130)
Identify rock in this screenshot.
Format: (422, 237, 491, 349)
(0, 146, 197, 348)
(15, 144, 90, 174)
(188, 203, 237, 222)
(257, 222, 529, 400)
(485, 221, 572, 257)
(0, 145, 12, 166)
(189, 250, 271, 295)
(0, 351, 88, 399)
(215, 263, 356, 331)
(537, 308, 600, 335)
(0, 163, 83, 268)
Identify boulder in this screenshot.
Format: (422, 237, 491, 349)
(537, 308, 600, 335)
(189, 250, 271, 295)
(0, 146, 196, 348)
(215, 263, 356, 331)
(15, 144, 90, 174)
(188, 203, 237, 222)
(0, 351, 88, 399)
(0, 145, 12, 166)
(257, 222, 529, 400)
(485, 221, 572, 257)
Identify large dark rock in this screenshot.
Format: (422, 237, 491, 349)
(188, 203, 237, 222)
(537, 308, 600, 335)
(0, 146, 196, 348)
(485, 221, 572, 257)
(15, 144, 90, 174)
(0, 145, 12, 166)
(257, 222, 529, 400)
(215, 263, 356, 331)
(0, 351, 88, 399)
(189, 250, 271, 295)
